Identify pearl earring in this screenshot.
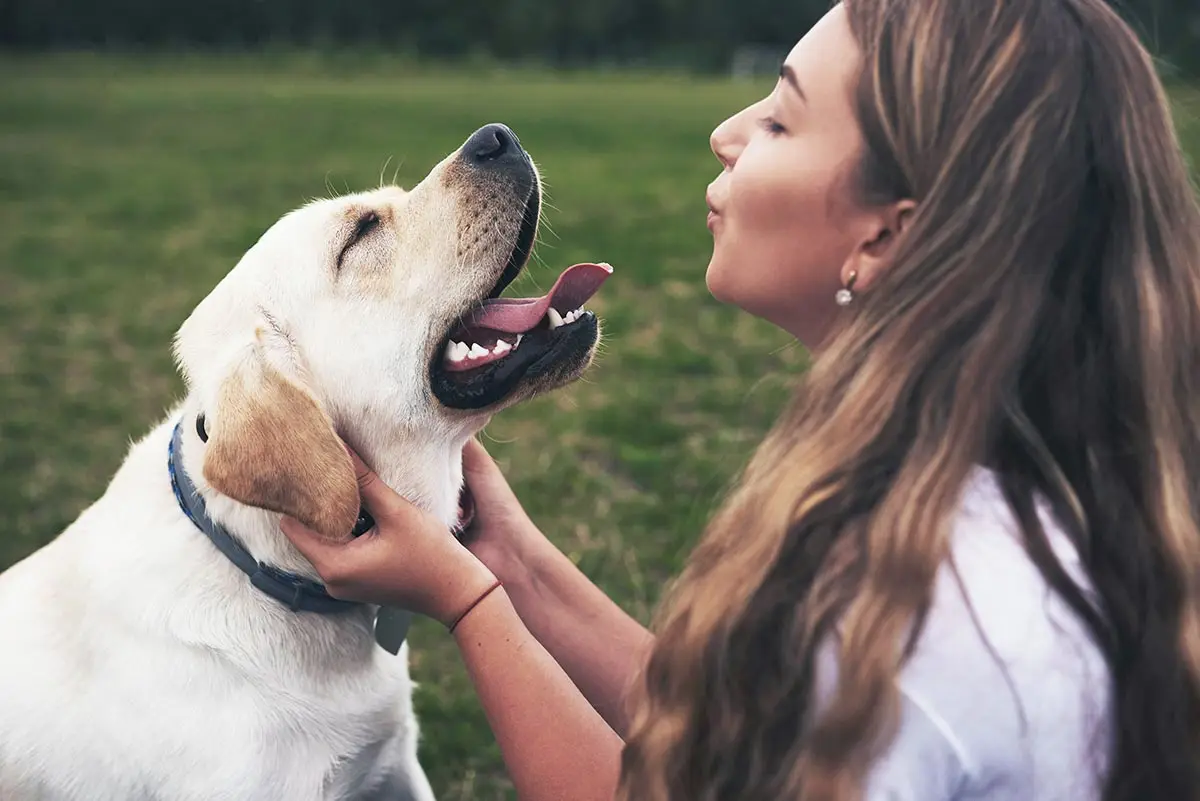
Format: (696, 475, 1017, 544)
(835, 271, 858, 307)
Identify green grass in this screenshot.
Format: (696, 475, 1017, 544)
(1, 54, 1198, 799)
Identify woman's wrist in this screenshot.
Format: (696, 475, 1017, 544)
(470, 517, 554, 593)
(431, 546, 501, 628)
(447, 577, 504, 633)
(449, 582, 516, 642)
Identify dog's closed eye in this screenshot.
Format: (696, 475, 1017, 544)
(337, 211, 382, 270)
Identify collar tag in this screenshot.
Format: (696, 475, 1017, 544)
(374, 606, 413, 655)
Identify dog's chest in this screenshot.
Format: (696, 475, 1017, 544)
(131, 649, 414, 801)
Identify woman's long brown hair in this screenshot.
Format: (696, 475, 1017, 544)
(618, 1, 1200, 800)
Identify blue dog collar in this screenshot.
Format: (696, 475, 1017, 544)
(167, 419, 362, 615)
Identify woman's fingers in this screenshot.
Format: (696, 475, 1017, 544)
(346, 446, 406, 523)
(278, 514, 364, 594)
(462, 437, 520, 507)
(279, 446, 403, 594)
(462, 437, 500, 483)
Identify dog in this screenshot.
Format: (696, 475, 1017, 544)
(0, 123, 611, 801)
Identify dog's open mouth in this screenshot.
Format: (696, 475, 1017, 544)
(430, 261, 612, 409)
(441, 262, 612, 373)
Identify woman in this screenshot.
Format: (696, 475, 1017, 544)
(281, 1, 1200, 799)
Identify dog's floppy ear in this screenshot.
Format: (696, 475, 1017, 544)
(201, 346, 359, 542)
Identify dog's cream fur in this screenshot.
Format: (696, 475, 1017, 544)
(0, 131, 585, 800)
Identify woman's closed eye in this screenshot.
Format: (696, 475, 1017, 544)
(758, 116, 788, 136)
(338, 210, 382, 269)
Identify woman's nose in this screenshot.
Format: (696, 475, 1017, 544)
(710, 113, 744, 170)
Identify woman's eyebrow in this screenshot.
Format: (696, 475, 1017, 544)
(779, 64, 807, 102)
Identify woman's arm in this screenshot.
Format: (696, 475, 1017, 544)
(460, 438, 654, 736)
(453, 585, 624, 801)
(488, 529, 654, 736)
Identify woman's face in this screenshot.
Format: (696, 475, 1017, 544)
(706, 5, 883, 348)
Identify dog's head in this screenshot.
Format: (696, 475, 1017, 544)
(173, 124, 609, 541)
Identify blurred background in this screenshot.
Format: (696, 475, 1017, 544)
(1, 1, 1197, 798)
(3, 0, 1199, 76)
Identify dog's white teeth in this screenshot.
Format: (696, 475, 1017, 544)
(563, 310, 577, 324)
(515, 334, 523, 347)
(547, 308, 565, 330)
(445, 339, 511, 364)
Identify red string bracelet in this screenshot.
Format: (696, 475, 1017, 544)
(448, 578, 503, 633)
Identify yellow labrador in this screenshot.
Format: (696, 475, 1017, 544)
(0, 124, 610, 801)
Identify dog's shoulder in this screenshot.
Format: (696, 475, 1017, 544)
(0, 414, 423, 801)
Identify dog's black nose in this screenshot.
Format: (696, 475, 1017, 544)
(463, 123, 524, 169)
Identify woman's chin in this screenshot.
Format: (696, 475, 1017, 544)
(705, 259, 737, 305)
(706, 261, 768, 319)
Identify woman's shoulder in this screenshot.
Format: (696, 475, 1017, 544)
(934, 466, 1100, 660)
(882, 466, 1112, 799)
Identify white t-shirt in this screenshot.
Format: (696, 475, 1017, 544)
(815, 467, 1113, 800)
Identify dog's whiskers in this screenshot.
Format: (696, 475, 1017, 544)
(480, 427, 519, 445)
(379, 156, 394, 189)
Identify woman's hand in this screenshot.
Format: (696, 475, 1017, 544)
(458, 438, 547, 582)
(279, 448, 497, 627)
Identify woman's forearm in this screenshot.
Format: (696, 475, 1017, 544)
(495, 531, 655, 737)
(454, 587, 624, 801)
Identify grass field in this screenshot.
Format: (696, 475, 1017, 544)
(1, 54, 1198, 799)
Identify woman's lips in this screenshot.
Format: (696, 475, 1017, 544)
(706, 189, 723, 231)
(705, 187, 722, 213)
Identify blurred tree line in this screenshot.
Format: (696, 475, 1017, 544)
(1, 0, 1196, 76)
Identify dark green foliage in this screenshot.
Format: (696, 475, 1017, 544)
(1, 1, 1196, 76)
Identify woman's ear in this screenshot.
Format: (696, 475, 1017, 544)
(201, 343, 360, 542)
(841, 199, 918, 292)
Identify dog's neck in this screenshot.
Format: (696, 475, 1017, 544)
(178, 405, 471, 583)
(348, 426, 469, 527)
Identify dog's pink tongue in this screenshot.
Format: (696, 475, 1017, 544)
(463, 262, 613, 334)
